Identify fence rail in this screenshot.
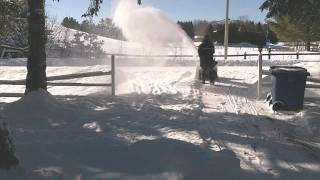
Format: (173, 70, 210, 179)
(0, 55, 115, 97)
(106, 52, 320, 61)
(105, 53, 195, 58)
(1, 52, 319, 98)
(0, 44, 27, 58)
(262, 82, 320, 89)
(0, 93, 88, 98)
(47, 71, 111, 81)
(47, 82, 112, 87)
(214, 52, 320, 60)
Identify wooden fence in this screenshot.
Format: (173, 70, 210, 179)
(0, 44, 27, 58)
(213, 52, 320, 61)
(1, 52, 319, 98)
(0, 55, 115, 97)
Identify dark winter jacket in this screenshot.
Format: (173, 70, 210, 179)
(198, 37, 215, 67)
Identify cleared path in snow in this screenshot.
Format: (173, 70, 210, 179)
(115, 65, 320, 179)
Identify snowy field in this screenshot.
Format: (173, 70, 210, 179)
(0, 54, 320, 180)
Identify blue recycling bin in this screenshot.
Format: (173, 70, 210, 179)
(270, 66, 310, 111)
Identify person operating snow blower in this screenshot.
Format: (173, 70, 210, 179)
(198, 35, 218, 84)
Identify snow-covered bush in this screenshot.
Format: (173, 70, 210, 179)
(46, 28, 106, 58)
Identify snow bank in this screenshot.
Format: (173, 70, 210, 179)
(4, 89, 76, 128)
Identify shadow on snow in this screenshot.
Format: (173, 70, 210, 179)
(0, 91, 320, 180)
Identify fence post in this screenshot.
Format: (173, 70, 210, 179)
(1, 48, 6, 58)
(111, 55, 115, 96)
(268, 48, 271, 60)
(257, 52, 263, 99)
(296, 51, 299, 60)
(244, 52, 247, 60)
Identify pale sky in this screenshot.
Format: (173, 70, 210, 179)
(47, 0, 267, 23)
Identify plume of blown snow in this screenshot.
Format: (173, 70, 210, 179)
(112, 0, 196, 56)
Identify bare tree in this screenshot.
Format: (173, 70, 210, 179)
(25, 0, 103, 94)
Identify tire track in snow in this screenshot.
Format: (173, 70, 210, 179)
(199, 82, 279, 174)
(114, 68, 205, 144)
(218, 84, 315, 178)
(224, 87, 282, 175)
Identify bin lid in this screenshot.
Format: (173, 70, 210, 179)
(270, 66, 310, 76)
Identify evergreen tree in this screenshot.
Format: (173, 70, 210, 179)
(238, 23, 248, 33)
(194, 19, 278, 45)
(193, 20, 210, 37)
(260, 0, 320, 50)
(260, 0, 320, 24)
(205, 24, 214, 41)
(0, 0, 28, 47)
(255, 22, 264, 32)
(248, 32, 266, 50)
(211, 24, 224, 43)
(0, 0, 26, 37)
(268, 16, 304, 42)
(228, 23, 240, 43)
(82, 0, 104, 17)
(177, 21, 195, 40)
(80, 19, 95, 33)
(95, 18, 123, 39)
(267, 29, 278, 44)
(61, 17, 81, 30)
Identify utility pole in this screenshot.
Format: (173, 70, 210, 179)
(224, 0, 229, 60)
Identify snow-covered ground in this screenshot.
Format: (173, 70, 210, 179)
(2, 0, 319, 178)
(0, 54, 320, 179)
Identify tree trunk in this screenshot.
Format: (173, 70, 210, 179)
(306, 40, 311, 51)
(305, 26, 311, 51)
(25, 0, 47, 94)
